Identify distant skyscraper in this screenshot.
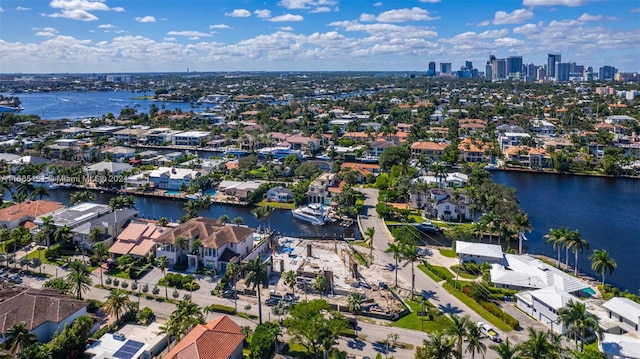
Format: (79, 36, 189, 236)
(506, 56, 523, 76)
(537, 67, 546, 81)
(598, 65, 618, 81)
(465, 61, 473, 70)
(485, 61, 493, 80)
(427, 61, 436, 76)
(440, 63, 452, 76)
(555, 62, 570, 82)
(547, 53, 561, 80)
(492, 58, 506, 80)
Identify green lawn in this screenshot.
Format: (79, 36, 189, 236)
(256, 201, 295, 210)
(283, 342, 311, 359)
(439, 248, 456, 258)
(450, 265, 480, 279)
(442, 282, 512, 332)
(393, 300, 453, 332)
(351, 240, 370, 249)
(25, 249, 66, 266)
(418, 264, 444, 283)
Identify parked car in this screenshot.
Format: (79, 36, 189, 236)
(477, 322, 500, 342)
(265, 298, 280, 306)
(222, 290, 237, 299)
(9, 275, 22, 284)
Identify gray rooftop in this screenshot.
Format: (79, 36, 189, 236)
(36, 202, 111, 228)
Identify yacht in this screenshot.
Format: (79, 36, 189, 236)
(224, 147, 248, 157)
(292, 204, 329, 226)
(258, 147, 302, 160)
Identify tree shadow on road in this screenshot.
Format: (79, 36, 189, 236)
(438, 302, 464, 315)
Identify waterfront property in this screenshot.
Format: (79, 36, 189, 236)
(148, 167, 201, 190)
(154, 217, 255, 271)
(266, 186, 293, 203)
(87, 322, 167, 359)
(307, 173, 340, 204)
(455, 241, 504, 265)
(109, 222, 167, 258)
(71, 208, 138, 250)
(414, 188, 473, 221)
(516, 286, 582, 334)
(85, 161, 133, 177)
(164, 315, 244, 359)
(34, 202, 111, 229)
(0, 200, 64, 230)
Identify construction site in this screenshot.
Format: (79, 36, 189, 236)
(270, 237, 407, 320)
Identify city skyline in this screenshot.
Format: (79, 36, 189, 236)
(0, 0, 639, 73)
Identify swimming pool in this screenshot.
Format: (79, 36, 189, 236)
(583, 287, 596, 296)
(205, 189, 218, 196)
(165, 190, 181, 195)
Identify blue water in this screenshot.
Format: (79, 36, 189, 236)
(2, 91, 194, 120)
(492, 171, 640, 293)
(205, 189, 218, 196)
(164, 190, 181, 195)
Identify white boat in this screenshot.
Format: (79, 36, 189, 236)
(186, 192, 203, 200)
(46, 183, 59, 190)
(258, 147, 302, 160)
(358, 155, 379, 163)
(292, 204, 329, 226)
(224, 147, 248, 156)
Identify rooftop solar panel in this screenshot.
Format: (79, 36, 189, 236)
(113, 340, 145, 359)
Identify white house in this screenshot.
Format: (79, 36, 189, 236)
(413, 172, 469, 188)
(516, 286, 581, 334)
(602, 297, 640, 335)
(455, 241, 504, 265)
(499, 132, 531, 150)
(85, 161, 133, 176)
(417, 188, 473, 221)
(266, 186, 293, 203)
(368, 140, 396, 158)
(148, 167, 201, 190)
(172, 131, 210, 146)
(154, 217, 255, 272)
(141, 128, 183, 145)
(307, 173, 339, 204)
(530, 119, 557, 135)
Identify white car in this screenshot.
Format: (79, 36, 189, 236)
(477, 322, 500, 342)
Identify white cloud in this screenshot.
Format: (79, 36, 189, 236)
(33, 27, 59, 37)
(419, 0, 441, 2)
(225, 9, 251, 17)
(373, 2, 383, 6)
(523, 0, 585, 7)
(359, 13, 376, 22)
(16, 6, 31, 11)
(493, 9, 533, 24)
(167, 30, 213, 39)
(0, 7, 3, 12)
(476, 20, 490, 27)
(578, 13, 601, 21)
(209, 24, 230, 29)
(376, 7, 437, 22)
(269, 14, 304, 22)
(49, 9, 98, 21)
(631, 8, 640, 13)
(254, 9, 272, 18)
(50, 0, 109, 11)
(310, 6, 331, 13)
(164, 37, 177, 42)
(513, 23, 539, 34)
(278, 26, 294, 31)
(134, 16, 156, 23)
(98, 24, 117, 29)
(278, 0, 337, 12)
(112, 7, 125, 12)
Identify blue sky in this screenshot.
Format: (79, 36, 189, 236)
(0, 0, 638, 73)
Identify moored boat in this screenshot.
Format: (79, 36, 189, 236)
(292, 204, 329, 225)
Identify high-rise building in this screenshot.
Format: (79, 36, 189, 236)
(506, 56, 523, 77)
(427, 61, 436, 76)
(547, 53, 561, 80)
(537, 67, 546, 81)
(598, 65, 618, 81)
(485, 62, 493, 80)
(465, 61, 473, 70)
(440, 63, 452, 76)
(555, 62, 570, 82)
(492, 58, 506, 80)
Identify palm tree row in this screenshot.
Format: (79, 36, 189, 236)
(545, 228, 616, 285)
(386, 225, 422, 295)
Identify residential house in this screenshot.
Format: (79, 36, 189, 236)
(172, 131, 210, 146)
(148, 167, 201, 191)
(530, 119, 557, 135)
(307, 173, 338, 204)
(164, 315, 245, 359)
(328, 119, 353, 133)
(490, 254, 589, 294)
(266, 186, 293, 203)
(218, 180, 263, 203)
(101, 146, 136, 162)
(341, 132, 369, 143)
(109, 222, 166, 258)
(605, 115, 637, 125)
(71, 209, 139, 250)
(34, 202, 111, 229)
(113, 128, 147, 145)
(285, 135, 321, 152)
(419, 188, 472, 221)
(499, 132, 531, 150)
(86, 322, 167, 359)
(368, 140, 396, 158)
(141, 128, 183, 145)
(410, 141, 448, 161)
(358, 122, 382, 132)
(457, 138, 492, 163)
(0, 287, 87, 344)
(516, 286, 582, 334)
(504, 146, 550, 169)
(455, 241, 504, 265)
(154, 217, 255, 271)
(340, 162, 381, 183)
(85, 161, 133, 177)
(0, 200, 64, 230)
(602, 297, 640, 335)
(413, 172, 468, 188)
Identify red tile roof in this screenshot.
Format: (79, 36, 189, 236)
(0, 200, 64, 222)
(165, 315, 245, 359)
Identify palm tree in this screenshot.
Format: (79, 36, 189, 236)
(589, 249, 617, 286)
(519, 328, 555, 359)
(224, 261, 241, 312)
(464, 323, 486, 359)
(545, 228, 567, 268)
(490, 338, 519, 359)
(70, 191, 96, 205)
(402, 244, 421, 295)
(40, 215, 53, 247)
(347, 292, 366, 337)
(283, 270, 298, 294)
(218, 214, 229, 224)
(31, 185, 49, 200)
(53, 225, 71, 244)
(66, 259, 92, 300)
(89, 226, 104, 243)
(158, 256, 169, 299)
(92, 242, 108, 287)
(232, 216, 244, 226)
(446, 314, 470, 359)
(415, 331, 457, 359)
(512, 212, 532, 254)
(364, 227, 375, 262)
(312, 274, 328, 296)
(158, 217, 169, 227)
(385, 241, 403, 287)
(565, 230, 589, 276)
(558, 300, 602, 352)
(3, 321, 37, 354)
(174, 236, 188, 264)
(252, 205, 272, 231)
(244, 257, 269, 324)
(103, 289, 132, 322)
